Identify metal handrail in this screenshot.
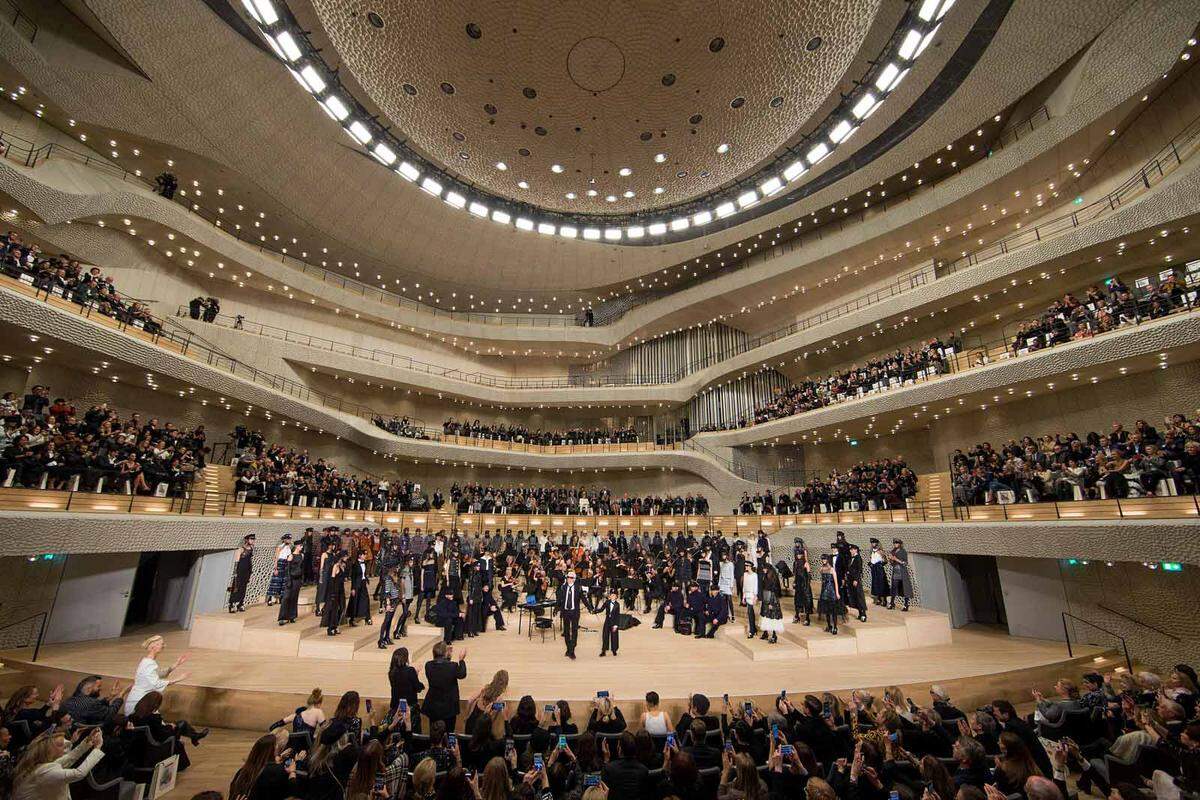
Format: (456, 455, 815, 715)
(0, 611, 49, 661)
(0, 130, 574, 327)
(703, 277, 1200, 433)
(162, 109, 1200, 394)
(1095, 604, 1181, 642)
(0, 0, 36, 42)
(588, 105, 1052, 324)
(1062, 611, 1133, 672)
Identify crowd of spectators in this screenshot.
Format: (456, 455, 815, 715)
(373, 415, 432, 440)
(950, 412, 1200, 506)
(700, 271, 1197, 435)
(736, 458, 918, 514)
(1, 231, 161, 332)
(0, 389, 207, 495)
(1006, 277, 1194, 358)
(449, 483, 709, 515)
(697, 339, 954, 433)
(230, 428, 705, 515)
(442, 420, 640, 447)
(231, 426, 437, 511)
(0, 674, 211, 800)
(5, 661, 1195, 800)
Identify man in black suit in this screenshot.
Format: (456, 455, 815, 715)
(601, 731, 651, 798)
(600, 587, 621, 657)
(422, 641, 467, 733)
(556, 571, 582, 660)
(683, 717, 722, 769)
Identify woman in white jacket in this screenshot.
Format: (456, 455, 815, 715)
(12, 728, 104, 800)
(741, 562, 759, 640)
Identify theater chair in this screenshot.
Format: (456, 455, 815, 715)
(123, 725, 176, 785)
(68, 770, 127, 800)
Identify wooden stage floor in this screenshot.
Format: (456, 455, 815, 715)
(0, 603, 1110, 730)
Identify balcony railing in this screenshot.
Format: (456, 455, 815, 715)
(0, 487, 1196, 527)
(156, 109, 1200, 397)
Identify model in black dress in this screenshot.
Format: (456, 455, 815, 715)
(791, 545, 814, 626)
(228, 535, 255, 613)
(278, 545, 304, 625)
(321, 555, 348, 635)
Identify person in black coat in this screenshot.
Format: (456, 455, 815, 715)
(602, 732, 652, 798)
(845, 544, 868, 622)
(278, 544, 304, 624)
(228, 534, 255, 613)
(422, 641, 467, 732)
(434, 588, 461, 644)
(653, 583, 685, 631)
(599, 587, 621, 657)
(321, 554, 348, 635)
(702, 584, 729, 638)
(388, 647, 424, 733)
(345, 551, 372, 626)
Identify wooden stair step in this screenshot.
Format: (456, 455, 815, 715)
(717, 624, 808, 662)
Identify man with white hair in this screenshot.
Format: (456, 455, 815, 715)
(929, 684, 964, 720)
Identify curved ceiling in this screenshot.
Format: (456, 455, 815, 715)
(309, 0, 884, 215)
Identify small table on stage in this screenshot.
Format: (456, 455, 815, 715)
(517, 600, 555, 637)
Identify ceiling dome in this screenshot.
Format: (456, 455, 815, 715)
(309, 0, 884, 215)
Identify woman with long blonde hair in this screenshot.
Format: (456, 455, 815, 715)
(12, 728, 104, 800)
(464, 670, 509, 730)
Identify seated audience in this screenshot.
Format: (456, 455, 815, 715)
(951, 411, 1200, 505)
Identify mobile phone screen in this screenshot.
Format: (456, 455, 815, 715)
(544, 704, 555, 713)
(597, 690, 609, 698)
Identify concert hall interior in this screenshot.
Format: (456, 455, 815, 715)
(0, 1, 1198, 800)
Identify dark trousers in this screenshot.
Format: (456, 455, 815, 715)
(601, 625, 619, 654)
(379, 606, 396, 645)
(229, 579, 248, 609)
(705, 621, 723, 638)
(393, 599, 411, 637)
(745, 603, 757, 635)
(561, 611, 580, 656)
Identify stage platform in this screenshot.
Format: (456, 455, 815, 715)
(0, 596, 1112, 731)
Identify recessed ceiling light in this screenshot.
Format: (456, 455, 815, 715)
(495, 161, 507, 170)
(586, 189, 598, 197)
(605, 195, 617, 202)
(517, 180, 529, 188)
(653, 187, 664, 194)
(565, 192, 576, 199)
(654, 153, 667, 163)
(716, 143, 730, 154)
(618, 167, 632, 176)
(623, 190, 634, 198)
(551, 164, 564, 173)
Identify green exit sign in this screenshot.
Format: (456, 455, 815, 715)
(1162, 562, 1183, 572)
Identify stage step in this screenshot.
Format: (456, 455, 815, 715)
(351, 633, 442, 663)
(781, 624, 860, 657)
(717, 623, 808, 661)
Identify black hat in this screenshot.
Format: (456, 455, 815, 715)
(869, 538, 880, 545)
